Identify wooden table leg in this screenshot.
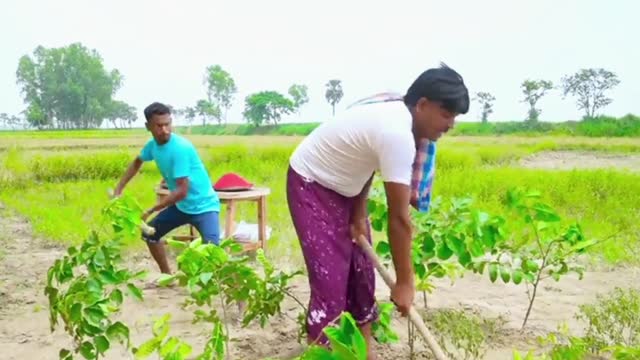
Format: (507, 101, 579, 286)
(224, 200, 237, 240)
(257, 196, 267, 252)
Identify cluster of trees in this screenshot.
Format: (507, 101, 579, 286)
(0, 42, 624, 130)
(12, 43, 138, 130)
(3, 43, 347, 129)
(173, 65, 345, 127)
(474, 69, 621, 122)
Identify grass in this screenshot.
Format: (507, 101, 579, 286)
(1, 113, 639, 139)
(0, 135, 639, 266)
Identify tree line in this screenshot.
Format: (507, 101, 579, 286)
(474, 69, 621, 123)
(0, 42, 623, 130)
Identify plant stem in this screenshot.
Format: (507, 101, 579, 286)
(283, 288, 308, 313)
(423, 291, 428, 309)
(216, 282, 231, 359)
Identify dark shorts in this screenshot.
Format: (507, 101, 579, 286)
(143, 205, 220, 245)
(286, 165, 378, 345)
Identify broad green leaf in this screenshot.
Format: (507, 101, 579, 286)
(371, 217, 384, 232)
(488, 263, 498, 283)
(133, 339, 161, 359)
(499, 265, 511, 283)
(445, 234, 465, 255)
(70, 303, 82, 322)
(421, 233, 436, 253)
(570, 238, 598, 253)
(82, 323, 103, 336)
(59, 349, 73, 360)
(525, 260, 540, 273)
(152, 314, 171, 339)
(533, 203, 561, 222)
(87, 278, 102, 294)
(375, 241, 390, 257)
(166, 239, 189, 252)
(469, 239, 485, 257)
(512, 270, 524, 285)
(106, 322, 130, 346)
(159, 337, 180, 357)
(299, 346, 334, 359)
(79, 341, 96, 359)
(458, 250, 472, 267)
(157, 274, 176, 287)
(99, 270, 119, 284)
(127, 283, 143, 301)
(524, 272, 536, 283)
(109, 289, 124, 306)
(200, 272, 213, 285)
(176, 342, 193, 358)
(436, 242, 454, 260)
(93, 248, 106, 267)
(84, 306, 106, 326)
(94, 336, 110, 354)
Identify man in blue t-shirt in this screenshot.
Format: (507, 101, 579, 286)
(113, 102, 221, 275)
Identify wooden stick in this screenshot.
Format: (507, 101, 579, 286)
(356, 235, 449, 360)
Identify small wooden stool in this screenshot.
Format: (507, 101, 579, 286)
(154, 185, 270, 253)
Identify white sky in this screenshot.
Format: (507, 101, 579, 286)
(0, 0, 637, 127)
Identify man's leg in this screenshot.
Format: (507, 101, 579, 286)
(346, 222, 379, 359)
(190, 210, 221, 245)
(286, 165, 354, 345)
(144, 205, 188, 274)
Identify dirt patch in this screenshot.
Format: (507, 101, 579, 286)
(520, 151, 640, 171)
(2, 206, 639, 359)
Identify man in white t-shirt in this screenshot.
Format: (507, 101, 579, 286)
(286, 63, 469, 358)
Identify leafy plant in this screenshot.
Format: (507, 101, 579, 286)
(428, 308, 499, 360)
(489, 188, 598, 329)
(132, 314, 193, 360)
(44, 194, 148, 359)
(153, 238, 303, 359)
(368, 189, 506, 309)
(577, 287, 640, 353)
(372, 302, 400, 345)
(513, 287, 640, 360)
(297, 312, 369, 360)
(368, 185, 598, 336)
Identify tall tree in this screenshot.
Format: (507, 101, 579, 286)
(15, 43, 130, 129)
(561, 68, 620, 119)
(195, 99, 220, 127)
(325, 80, 343, 116)
(106, 100, 137, 128)
(203, 65, 237, 124)
(521, 79, 553, 122)
(243, 91, 294, 127)
(288, 84, 309, 116)
(474, 92, 496, 123)
(0, 113, 24, 130)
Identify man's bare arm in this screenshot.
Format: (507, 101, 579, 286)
(147, 177, 189, 213)
(383, 181, 414, 286)
(114, 157, 143, 196)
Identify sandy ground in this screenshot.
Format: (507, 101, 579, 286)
(520, 151, 640, 171)
(2, 203, 638, 360)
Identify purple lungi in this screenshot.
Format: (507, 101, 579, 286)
(286, 165, 378, 344)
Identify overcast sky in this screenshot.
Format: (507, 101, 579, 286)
(0, 0, 637, 127)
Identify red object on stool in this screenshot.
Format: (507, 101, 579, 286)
(214, 173, 254, 191)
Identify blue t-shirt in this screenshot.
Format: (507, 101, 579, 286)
(139, 133, 220, 214)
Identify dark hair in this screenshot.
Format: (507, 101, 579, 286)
(144, 102, 172, 122)
(404, 62, 470, 114)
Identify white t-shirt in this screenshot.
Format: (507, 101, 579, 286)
(289, 100, 416, 197)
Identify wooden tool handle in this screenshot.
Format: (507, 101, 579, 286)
(356, 235, 449, 360)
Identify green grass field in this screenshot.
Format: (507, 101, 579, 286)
(1, 132, 639, 268)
